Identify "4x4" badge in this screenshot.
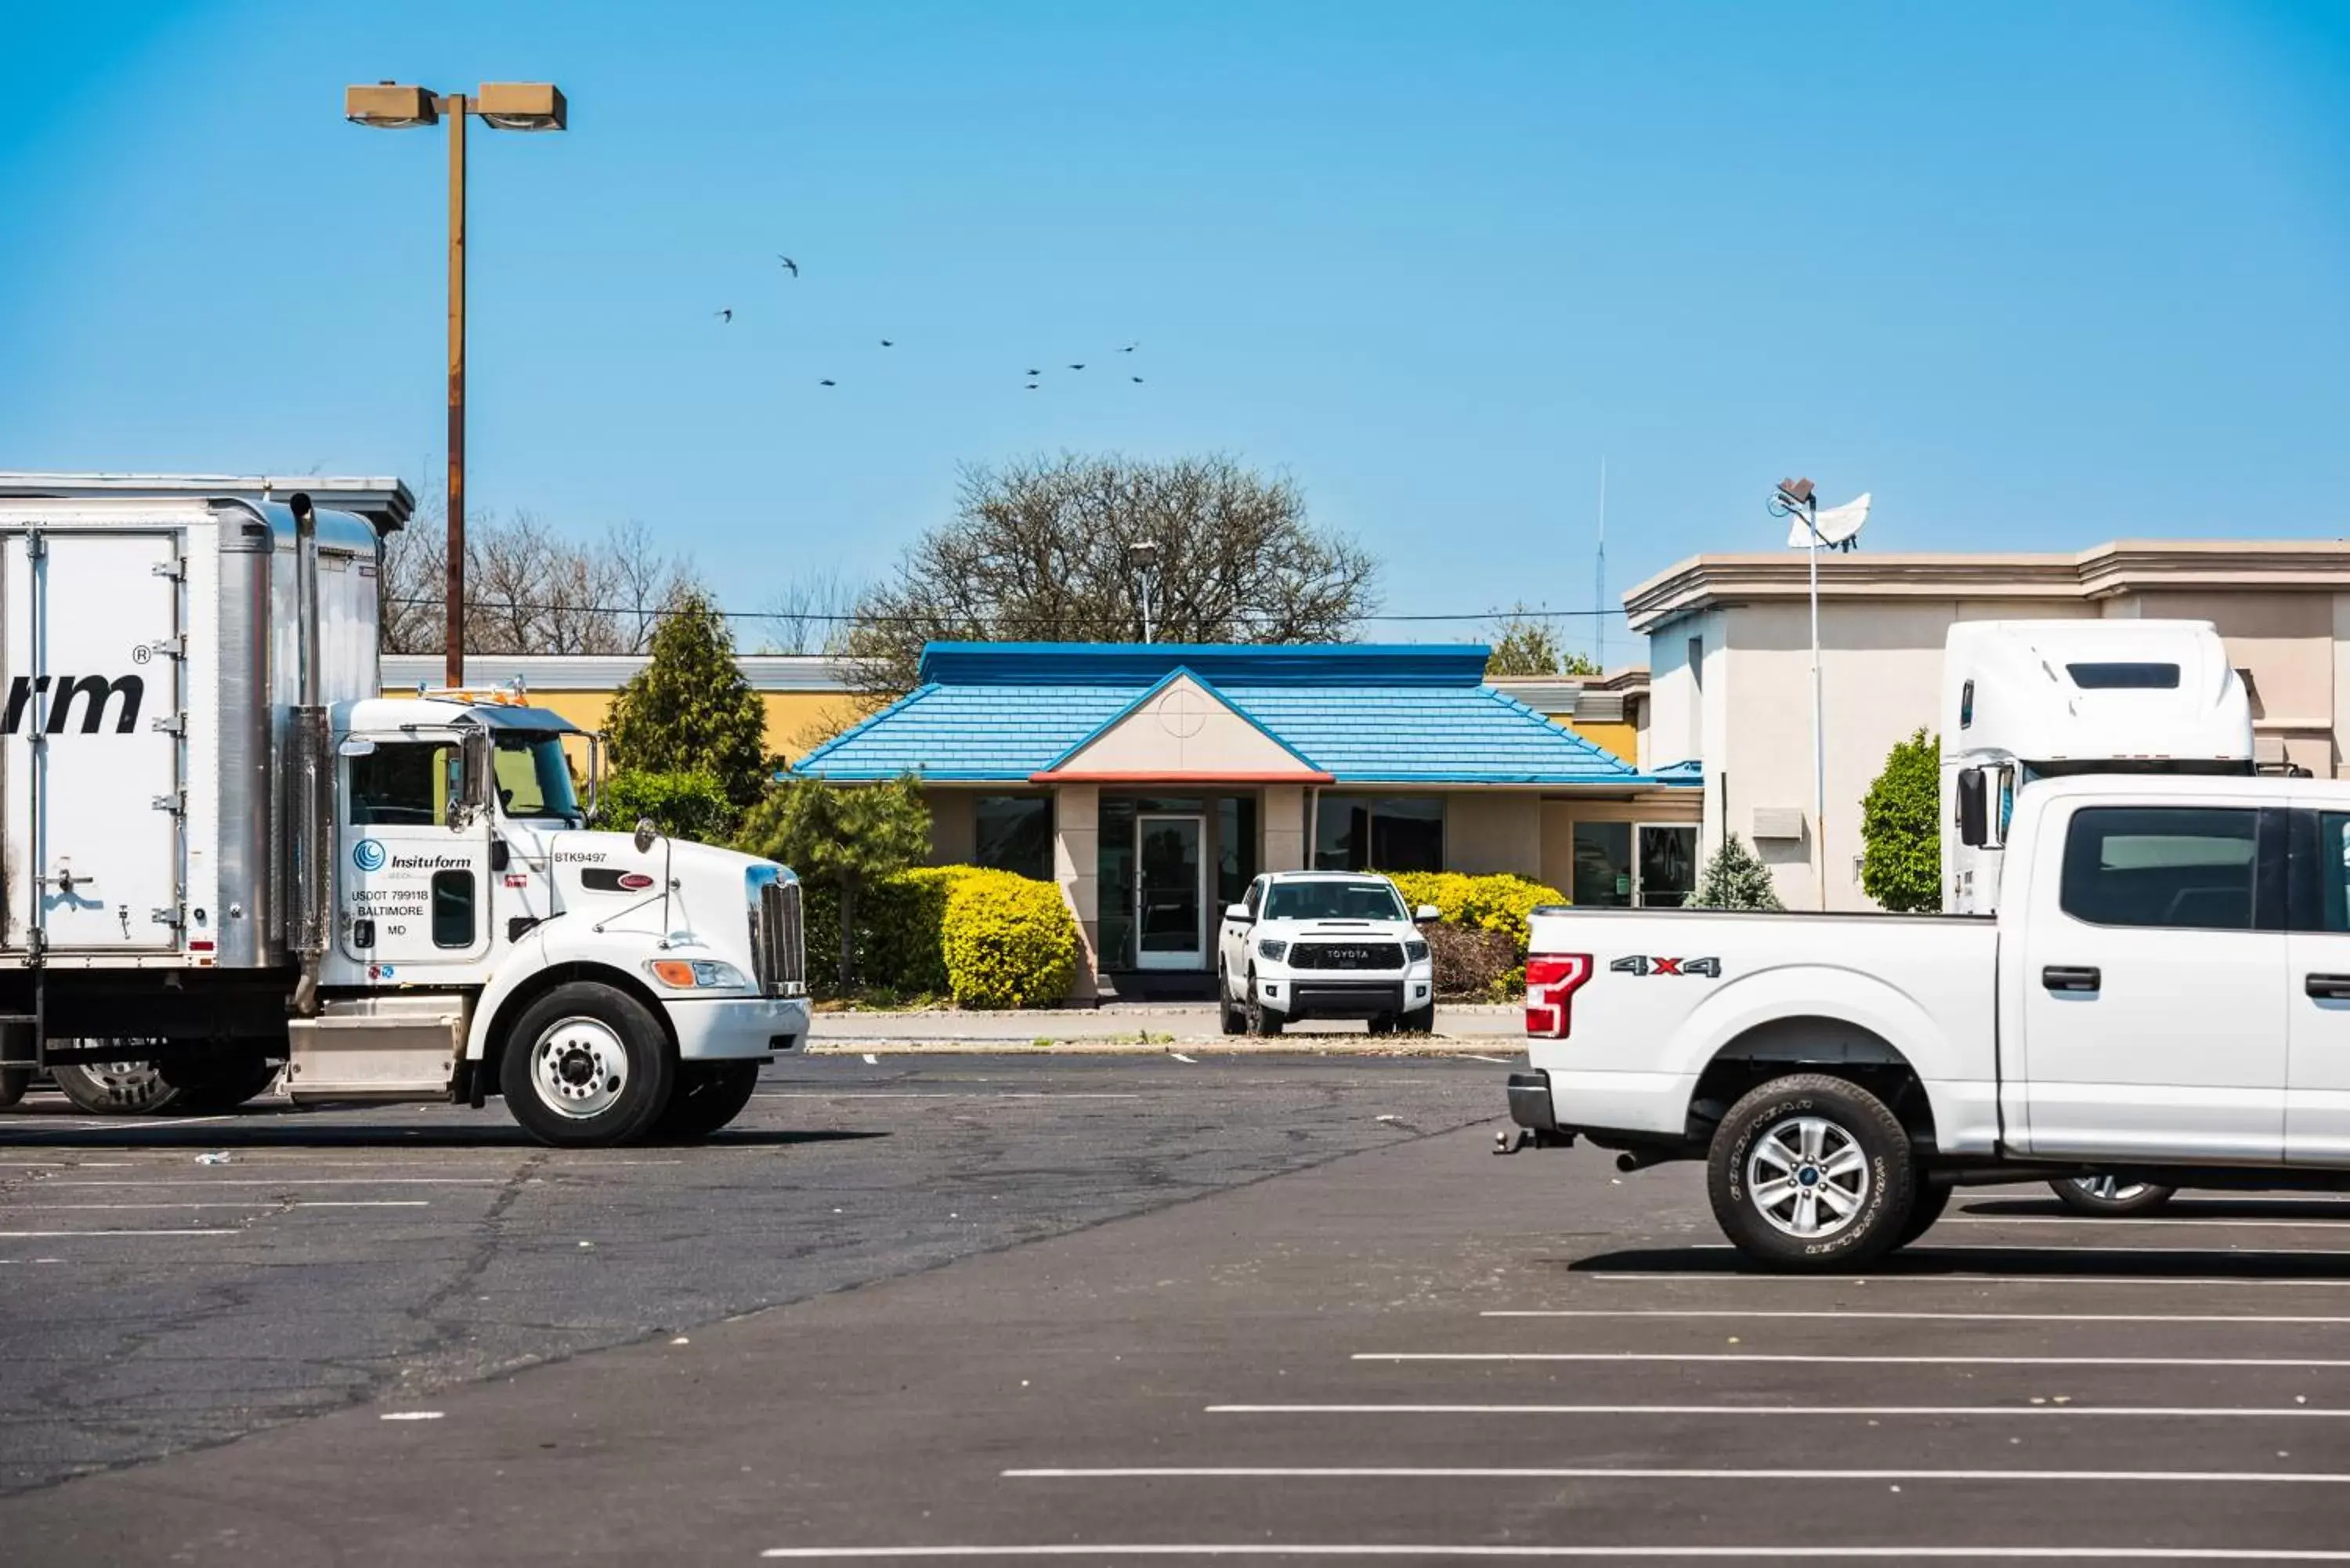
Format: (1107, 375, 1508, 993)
(1611, 956, 1722, 977)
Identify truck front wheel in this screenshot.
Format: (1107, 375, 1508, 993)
(1708, 1074, 1916, 1270)
(649, 1061, 761, 1140)
(499, 983, 676, 1149)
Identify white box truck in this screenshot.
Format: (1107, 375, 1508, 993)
(0, 475, 809, 1147)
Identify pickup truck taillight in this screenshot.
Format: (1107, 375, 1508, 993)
(1524, 954, 1593, 1039)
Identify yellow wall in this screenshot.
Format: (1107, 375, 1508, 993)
(1564, 717, 1638, 763)
(381, 687, 873, 763)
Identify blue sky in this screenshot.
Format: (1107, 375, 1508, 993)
(5, 2, 2348, 658)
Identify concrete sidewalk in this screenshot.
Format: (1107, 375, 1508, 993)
(807, 1001, 1524, 1052)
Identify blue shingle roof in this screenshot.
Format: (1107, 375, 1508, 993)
(795, 643, 1690, 787)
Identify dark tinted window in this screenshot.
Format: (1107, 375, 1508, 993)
(431, 869, 476, 948)
(2067, 662, 2181, 690)
(2311, 815, 2350, 934)
(974, 796, 1052, 880)
(2059, 807, 2256, 930)
(349, 742, 457, 826)
(1264, 879, 1408, 922)
(1314, 795, 1444, 873)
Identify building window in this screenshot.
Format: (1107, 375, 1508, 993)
(1217, 796, 1257, 907)
(974, 796, 1053, 881)
(1574, 822, 1632, 907)
(1315, 795, 1444, 873)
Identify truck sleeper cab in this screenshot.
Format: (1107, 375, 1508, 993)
(1506, 774, 2350, 1269)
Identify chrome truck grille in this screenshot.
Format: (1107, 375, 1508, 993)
(750, 873, 808, 996)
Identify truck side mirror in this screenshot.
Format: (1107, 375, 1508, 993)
(1224, 901, 1253, 924)
(455, 729, 493, 828)
(1956, 767, 1989, 849)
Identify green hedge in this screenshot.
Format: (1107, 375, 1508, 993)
(802, 864, 1076, 1008)
(940, 869, 1080, 1009)
(1381, 871, 1564, 955)
(591, 769, 736, 842)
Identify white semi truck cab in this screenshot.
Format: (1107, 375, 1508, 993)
(0, 477, 809, 1146)
(1941, 620, 2255, 913)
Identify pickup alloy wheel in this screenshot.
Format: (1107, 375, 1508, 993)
(1708, 1074, 1915, 1270)
(2050, 1175, 2178, 1217)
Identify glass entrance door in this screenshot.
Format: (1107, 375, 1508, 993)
(1134, 815, 1206, 970)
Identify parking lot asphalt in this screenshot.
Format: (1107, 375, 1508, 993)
(12, 1061, 2350, 1563)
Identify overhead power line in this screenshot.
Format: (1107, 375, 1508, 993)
(385, 596, 1628, 627)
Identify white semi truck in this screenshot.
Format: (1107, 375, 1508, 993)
(1941, 619, 2254, 915)
(0, 475, 809, 1146)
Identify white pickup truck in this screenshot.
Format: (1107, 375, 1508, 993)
(1506, 772, 2350, 1268)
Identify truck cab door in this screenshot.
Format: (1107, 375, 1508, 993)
(338, 733, 494, 977)
(2283, 807, 2350, 1163)
(2017, 799, 2285, 1162)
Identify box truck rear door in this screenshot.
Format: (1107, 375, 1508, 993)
(2, 529, 183, 952)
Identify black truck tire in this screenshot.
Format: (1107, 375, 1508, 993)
(1896, 1181, 1954, 1247)
(650, 1061, 761, 1140)
(52, 1057, 185, 1115)
(499, 982, 676, 1149)
(1708, 1073, 1916, 1271)
(0, 1068, 27, 1108)
(164, 1055, 284, 1113)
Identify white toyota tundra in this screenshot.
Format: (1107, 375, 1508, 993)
(1217, 872, 1441, 1035)
(1506, 772, 2350, 1268)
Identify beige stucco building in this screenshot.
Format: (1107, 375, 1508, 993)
(1625, 540, 2350, 911)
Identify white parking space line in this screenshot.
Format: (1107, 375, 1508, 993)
(1170, 1053, 1199, 1064)
(0, 1227, 237, 1237)
(761, 1548, 2350, 1562)
(26, 1202, 277, 1211)
(291, 1200, 431, 1209)
(1004, 1465, 2350, 1484)
(1584, 1273, 2350, 1287)
(1207, 1403, 2350, 1418)
(1358, 1353, 2350, 1367)
(1480, 1310, 2350, 1324)
(754, 1093, 1145, 1100)
(1947, 1217, 2350, 1230)
(0, 1161, 133, 1168)
(45, 1178, 502, 1187)
(1463, 1053, 1512, 1064)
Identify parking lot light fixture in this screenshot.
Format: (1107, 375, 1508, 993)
(342, 79, 568, 686)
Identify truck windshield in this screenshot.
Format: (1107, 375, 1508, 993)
(494, 734, 583, 824)
(1265, 880, 1407, 921)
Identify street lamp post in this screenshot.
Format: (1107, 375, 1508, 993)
(1127, 540, 1162, 644)
(1770, 478, 1828, 912)
(344, 81, 567, 687)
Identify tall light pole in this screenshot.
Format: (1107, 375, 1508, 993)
(1771, 477, 1828, 911)
(1128, 540, 1162, 643)
(344, 81, 567, 687)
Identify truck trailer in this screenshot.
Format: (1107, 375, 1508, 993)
(0, 475, 808, 1146)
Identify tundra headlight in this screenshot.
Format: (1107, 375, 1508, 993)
(1257, 938, 1289, 962)
(645, 959, 750, 989)
(1405, 938, 1430, 962)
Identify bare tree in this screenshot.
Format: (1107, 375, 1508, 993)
(758, 567, 864, 656)
(375, 498, 692, 658)
(844, 453, 1379, 695)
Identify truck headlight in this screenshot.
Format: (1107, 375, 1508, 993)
(1257, 938, 1289, 962)
(645, 959, 750, 989)
(1405, 938, 1429, 962)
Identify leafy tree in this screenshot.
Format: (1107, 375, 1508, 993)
(1690, 834, 1784, 911)
(844, 453, 1379, 694)
(605, 591, 770, 808)
(736, 775, 932, 986)
(1484, 607, 1602, 678)
(1861, 727, 1942, 912)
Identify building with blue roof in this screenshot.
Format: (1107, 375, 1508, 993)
(795, 641, 1698, 999)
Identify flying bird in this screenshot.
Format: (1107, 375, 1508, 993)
(1131, 376, 1144, 383)
(1025, 368, 1041, 377)
(880, 339, 894, 348)
(777, 255, 798, 276)
(1025, 382, 1039, 390)
(1068, 363, 1086, 370)
(1122, 342, 1138, 352)
(714, 309, 732, 323)
(819, 378, 836, 387)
